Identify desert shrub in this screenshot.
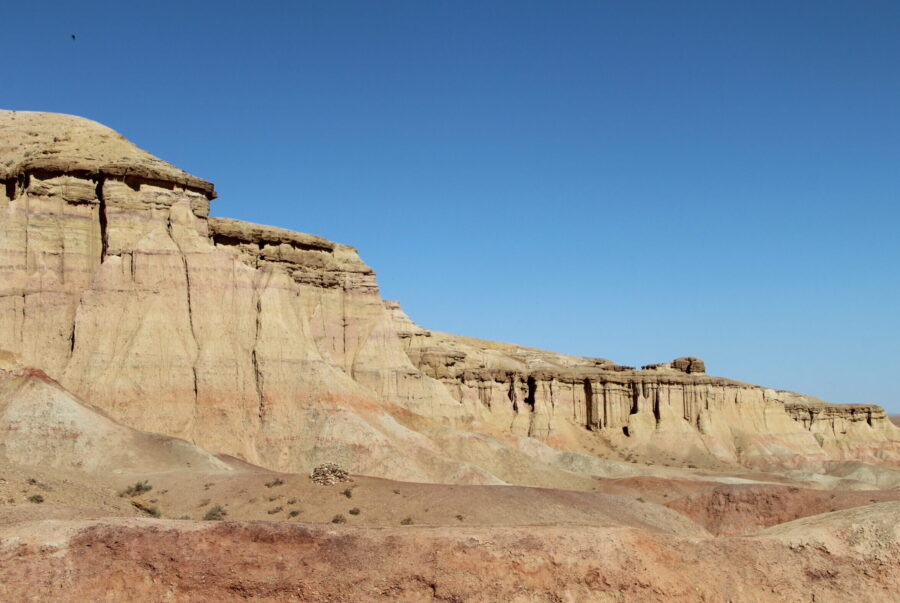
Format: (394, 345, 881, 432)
(341, 488, 353, 499)
(288, 510, 301, 518)
(455, 514, 464, 521)
(120, 481, 152, 497)
(348, 507, 360, 515)
(287, 498, 297, 505)
(636, 497, 646, 503)
(203, 505, 227, 521)
(400, 517, 413, 525)
(331, 514, 346, 524)
(265, 478, 285, 488)
(27, 494, 44, 504)
(267, 506, 283, 515)
(131, 500, 161, 517)
(392, 489, 401, 495)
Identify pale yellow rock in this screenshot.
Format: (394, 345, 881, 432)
(1, 109, 897, 486)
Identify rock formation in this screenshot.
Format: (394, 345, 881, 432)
(1, 109, 897, 483)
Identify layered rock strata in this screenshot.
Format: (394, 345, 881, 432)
(390, 305, 899, 469)
(1, 109, 897, 481)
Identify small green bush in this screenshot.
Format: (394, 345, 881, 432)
(203, 505, 227, 521)
(120, 481, 152, 497)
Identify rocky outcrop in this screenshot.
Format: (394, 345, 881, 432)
(391, 313, 900, 469)
(1, 110, 897, 482)
(0, 110, 480, 483)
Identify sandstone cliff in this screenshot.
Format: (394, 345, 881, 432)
(1, 110, 897, 483)
(389, 305, 900, 470)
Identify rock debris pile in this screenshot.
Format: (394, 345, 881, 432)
(310, 463, 351, 485)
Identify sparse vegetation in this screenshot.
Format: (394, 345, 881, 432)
(120, 480, 152, 497)
(203, 505, 227, 521)
(268, 495, 281, 502)
(331, 514, 346, 524)
(341, 487, 353, 499)
(348, 507, 360, 515)
(400, 517, 413, 525)
(455, 514, 464, 521)
(132, 501, 161, 517)
(265, 478, 285, 488)
(199, 498, 211, 507)
(392, 489, 401, 495)
(267, 506, 283, 515)
(637, 497, 646, 503)
(287, 498, 297, 505)
(288, 510, 301, 518)
(27, 494, 44, 504)
(27, 478, 50, 490)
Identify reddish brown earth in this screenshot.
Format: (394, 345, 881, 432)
(665, 484, 900, 536)
(1, 507, 899, 603)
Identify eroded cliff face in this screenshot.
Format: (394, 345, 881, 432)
(1, 110, 897, 482)
(0, 110, 487, 483)
(387, 301, 900, 470)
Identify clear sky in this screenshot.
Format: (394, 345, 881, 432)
(3, 2, 898, 411)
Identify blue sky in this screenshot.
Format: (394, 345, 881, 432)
(3, 1, 898, 411)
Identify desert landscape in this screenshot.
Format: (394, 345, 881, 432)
(0, 109, 897, 601)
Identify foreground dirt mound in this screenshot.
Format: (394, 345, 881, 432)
(1, 508, 897, 602)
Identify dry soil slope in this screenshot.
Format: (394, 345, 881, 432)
(0, 352, 236, 475)
(1, 505, 898, 602)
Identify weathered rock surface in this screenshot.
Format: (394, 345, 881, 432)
(393, 312, 900, 470)
(1, 109, 897, 483)
(0, 352, 233, 474)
